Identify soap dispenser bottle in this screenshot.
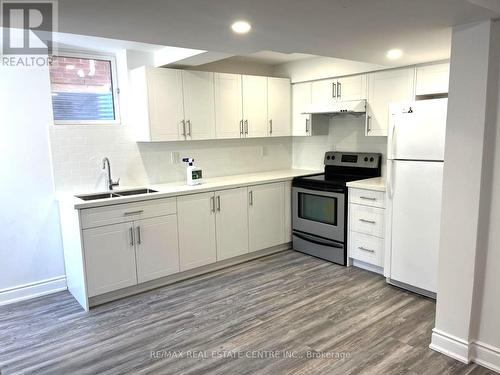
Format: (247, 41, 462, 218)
(182, 157, 203, 186)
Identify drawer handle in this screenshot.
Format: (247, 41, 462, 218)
(358, 246, 375, 253)
(359, 218, 376, 224)
(124, 210, 144, 216)
(360, 196, 377, 201)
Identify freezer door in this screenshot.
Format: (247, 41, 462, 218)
(388, 160, 443, 293)
(389, 99, 447, 161)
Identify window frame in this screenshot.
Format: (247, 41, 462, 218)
(50, 51, 121, 126)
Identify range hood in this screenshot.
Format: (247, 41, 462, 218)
(302, 99, 366, 115)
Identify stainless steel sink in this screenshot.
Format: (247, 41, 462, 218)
(76, 188, 158, 201)
(115, 188, 158, 196)
(76, 192, 121, 201)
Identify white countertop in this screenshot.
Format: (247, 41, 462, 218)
(346, 177, 386, 192)
(63, 169, 321, 210)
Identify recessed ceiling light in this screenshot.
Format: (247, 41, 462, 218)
(386, 49, 403, 60)
(231, 20, 252, 34)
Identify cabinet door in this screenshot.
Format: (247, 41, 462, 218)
(83, 222, 137, 297)
(415, 63, 450, 95)
(337, 75, 367, 101)
(214, 73, 243, 139)
(147, 68, 184, 141)
(242, 75, 268, 138)
(135, 215, 179, 283)
(292, 82, 312, 136)
(182, 71, 216, 140)
(367, 68, 415, 136)
(311, 79, 336, 105)
(177, 192, 217, 271)
(284, 181, 292, 243)
(248, 183, 285, 252)
(215, 187, 249, 261)
(268, 77, 291, 137)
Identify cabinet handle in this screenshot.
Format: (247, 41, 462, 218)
(249, 190, 253, 206)
(332, 82, 336, 98)
(129, 227, 134, 246)
(359, 218, 376, 224)
(210, 196, 215, 213)
(269, 119, 273, 135)
(240, 119, 244, 135)
(358, 246, 375, 253)
(186, 120, 192, 137)
(360, 196, 377, 201)
(305, 118, 310, 133)
(367, 115, 372, 133)
(337, 81, 341, 99)
(244, 120, 249, 134)
(181, 119, 186, 137)
(216, 195, 221, 211)
(124, 210, 144, 216)
(136, 226, 142, 245)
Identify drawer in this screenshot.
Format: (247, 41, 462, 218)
(81, 197, 177, 229)
(349, 188, 385, 208)
(349, 203, 385, 238)
(349, 231, 384, 267)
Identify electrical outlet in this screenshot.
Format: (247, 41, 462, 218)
(171, 151, 180, 164)
(260, 146, 268, 157)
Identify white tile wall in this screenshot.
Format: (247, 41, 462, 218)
(49, 123, 293, 192)
(292, 116, 388, 174)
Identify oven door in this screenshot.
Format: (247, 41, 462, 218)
(292, 186, 345, 242)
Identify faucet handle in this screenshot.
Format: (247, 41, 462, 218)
(111, 178, 120, 188)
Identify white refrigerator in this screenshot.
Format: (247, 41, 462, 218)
(385, 98, 447, 297)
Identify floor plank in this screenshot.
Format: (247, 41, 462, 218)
(0, 251, 494, 375)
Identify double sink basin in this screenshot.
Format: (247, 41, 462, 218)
(76, 188, 158, 201)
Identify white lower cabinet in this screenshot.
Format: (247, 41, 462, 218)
(135, 215, 180, 283)
(284, 181, 292, 243)
(215, 187, 249, 261)
(83, 222, 138, 297)
(177, 192, 217, 271)
(248, 182, 285, 252)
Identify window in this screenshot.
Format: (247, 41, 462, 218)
(49, 53, 120, 124)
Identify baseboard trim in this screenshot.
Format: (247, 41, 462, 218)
(351, 259, 384, 275)
(429, 328, 470, 364)
(471, 341, 500, 373)
(0, 276, 67, 306)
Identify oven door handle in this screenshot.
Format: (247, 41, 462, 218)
(293, 232, 343, 249)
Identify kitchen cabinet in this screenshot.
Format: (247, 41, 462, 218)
(292, 82, 329, 136)
(311, 75, 367, 105)
(215, 187, 249, 260)
(135, 215, 180, 283)
(268, 77, 292, 136)
(284, 181, 292, 243)
(242, 75, 268, 138)
(248, 182, 285, 252)
(182, 70, 216, 140)
(367, 68, 415, 136)
(83, 222, 138, 297)
(214, 73, 243, 139)
(177, 192, 217, 271)
(415, 63, 450, 96)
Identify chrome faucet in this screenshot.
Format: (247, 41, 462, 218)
(102, 157, 120, 190)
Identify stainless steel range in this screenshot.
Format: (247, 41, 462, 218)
(292, 151, 382, 265)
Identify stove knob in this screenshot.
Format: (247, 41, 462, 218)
(364, 157, 368, 162)
(370, 157, 374, 162)
(326, 156, 331, 160)
(331, 155, 335, 160)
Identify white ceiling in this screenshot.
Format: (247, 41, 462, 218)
(57, 0, 500, 66)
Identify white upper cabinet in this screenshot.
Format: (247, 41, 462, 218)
(182, 70, 216, 140)
(177, 192, 217, 271)
(215, 187, 249, 261)
(292, 82, 312, 136)
(268, 77, 291, 137)
(214, 73, 244, 139)
(415, 63, 450, 95)
(337, 75, 367, 101)
(242, 75, 268, 138)
(311, 79, 336, 106)
(248, 182, 285, 252)
(367, 68, 415, 136)
(135, 215, 180, 283)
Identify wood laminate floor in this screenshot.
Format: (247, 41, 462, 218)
(0, 251, 495, 375)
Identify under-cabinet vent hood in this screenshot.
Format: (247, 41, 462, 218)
(302, 99, 366, 115)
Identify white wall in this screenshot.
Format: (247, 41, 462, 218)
(292, 116, 387, 174)
(0, 62, 66, 304)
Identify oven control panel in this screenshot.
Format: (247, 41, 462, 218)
(324, 152, 381, 168)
